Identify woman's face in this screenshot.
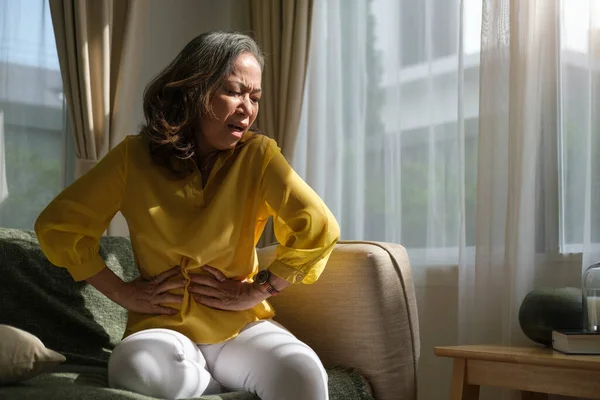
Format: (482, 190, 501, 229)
(198, 52, 262, 154)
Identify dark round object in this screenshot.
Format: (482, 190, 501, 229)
(519, 287, 583, 346)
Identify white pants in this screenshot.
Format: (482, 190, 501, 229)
(107, 320, 329, 400)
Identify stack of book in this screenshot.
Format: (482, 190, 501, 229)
(552, 330, 600, 354)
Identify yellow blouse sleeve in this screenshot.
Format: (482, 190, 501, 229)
(259, 139, 340, 284)
(34, 137, 129, 281)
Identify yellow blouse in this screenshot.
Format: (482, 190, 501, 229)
(35, 133, 340, 344)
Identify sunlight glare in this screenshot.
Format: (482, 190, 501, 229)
(561, 0, 599, 53)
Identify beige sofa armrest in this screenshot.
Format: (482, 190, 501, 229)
(257, 241, 420, 400)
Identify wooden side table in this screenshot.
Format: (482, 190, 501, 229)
(434, 345, 600, 399)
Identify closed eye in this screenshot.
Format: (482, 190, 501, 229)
(224, 87, 260, 104)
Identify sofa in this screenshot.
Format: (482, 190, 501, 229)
(0, 228, 420, 400)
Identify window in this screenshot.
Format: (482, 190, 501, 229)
(559, 0, 600, 252)
(0, 0, 75, 229)
(369, 0, 482, 247)
(294, 0, 483, 251)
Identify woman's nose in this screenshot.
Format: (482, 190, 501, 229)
(237, 95, 252, 115)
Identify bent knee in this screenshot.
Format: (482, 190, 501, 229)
(261, 351, 328, 400)
(108, 329, 213, 400)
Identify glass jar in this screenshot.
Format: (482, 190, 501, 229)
(583, 262, 600, 332)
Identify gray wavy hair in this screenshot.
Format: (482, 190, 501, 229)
(140, 31, 265, 176)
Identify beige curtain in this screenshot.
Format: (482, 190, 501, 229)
(250, 0, 313, 247)
(49, 0, 130, 177)
(50, 0, 148, 236)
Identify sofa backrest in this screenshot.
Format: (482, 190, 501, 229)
(0, 228, 138, 366)
(259, 241, 420, 400)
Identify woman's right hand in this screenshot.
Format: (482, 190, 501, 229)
(116, 265, 186, 315)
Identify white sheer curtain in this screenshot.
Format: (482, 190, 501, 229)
(461, 0, 563, 348)
(296, 0, 599, 398)
(295, 3, 480, 395)
(0, 0, 73, 229)
(295, 0, 482, 256)
(0, 111, 8, 204)
(463, 0, 600, 348)
(560, 0, 600, 273)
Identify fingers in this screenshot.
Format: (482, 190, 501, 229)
(201, 265, 227, 282)
(137, 265, 234, 315)
(188, 283, 222, 298)
(193, 294, 226, 310)
(153, 293, 184, 304)
(154, 265, 182, 284)
(156, 278, 187, 293)
(150, 305, 179, 315)
(188, 274, 220, 288)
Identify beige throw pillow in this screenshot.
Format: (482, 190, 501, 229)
(0, 325, 66, 385)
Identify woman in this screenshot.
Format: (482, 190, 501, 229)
(35, 32, 339, 400)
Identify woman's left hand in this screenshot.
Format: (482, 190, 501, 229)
(188, 265, 268, 311)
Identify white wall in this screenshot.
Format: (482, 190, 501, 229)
(115, 0, 251, 143)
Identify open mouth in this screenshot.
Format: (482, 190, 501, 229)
(227, 123, 246, 138)
(228, 124, 245, 132)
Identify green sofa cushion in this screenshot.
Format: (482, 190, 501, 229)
(0, 367, 372, 400)
(0, 227, 374, 399)
(0, 228, 137, 366)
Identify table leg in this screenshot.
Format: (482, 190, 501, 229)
(450, 358, 480, 400)
(520, 392, 548, 400)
